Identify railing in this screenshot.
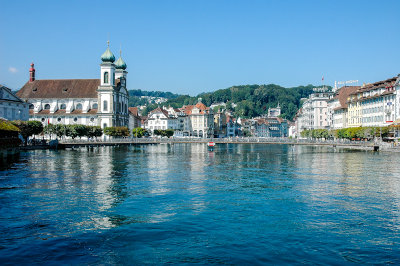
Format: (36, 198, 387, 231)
(59, 137, 375, 146)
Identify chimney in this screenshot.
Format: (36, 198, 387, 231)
(29, 62, 35, 82)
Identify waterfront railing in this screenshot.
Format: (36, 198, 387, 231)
(59, 137, 375, 146)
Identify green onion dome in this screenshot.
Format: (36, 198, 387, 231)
(115, 56, 127, 70)
(101, 47, 115, 63)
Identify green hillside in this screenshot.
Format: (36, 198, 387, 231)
(131, 84, 330, 121)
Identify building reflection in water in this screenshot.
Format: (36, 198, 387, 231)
(7, 143, 400, 236)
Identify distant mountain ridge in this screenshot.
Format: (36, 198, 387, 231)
(129, 84, 331, 121)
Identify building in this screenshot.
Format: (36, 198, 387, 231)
(181, 100, 214, 138)
(226, 117, 241, 137)
(0, 84, 29, 121)
(267, 103, 281, 118)
(327, 86, 360, 129)
(145, 107, 179, 134)
(128, 107, 141, 131)
(252, 117, 288, 138)
(16, 43, 129, 130)
(294, 87, 333, 135)
(213, 111, 227, 138)
(347, 76, 398, 128)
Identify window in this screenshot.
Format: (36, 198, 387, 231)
(104, 72, 109, 84)
(90, 117, 95, 122)
(103, 100, 108, 111)
(57, 117, 62, 122)
(76, 103, 83, 110)
(29, 104, 34, 109)
(44, 104, 50, 109)
(103, 123, 107, 128)
(92, 103, 98, 109)
(74, 117, 78, 122)
(60, 103, 66, 109)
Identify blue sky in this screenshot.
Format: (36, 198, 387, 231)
(1, 0, 399, 95)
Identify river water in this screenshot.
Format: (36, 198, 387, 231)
(1, 144, 400, 264)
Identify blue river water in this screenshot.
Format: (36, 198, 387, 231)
(1, 143, 400, 265)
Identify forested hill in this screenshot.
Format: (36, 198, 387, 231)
(128, 89, 180, 99)
(128, 89, 181, 107)
(138, 84, 330, 121)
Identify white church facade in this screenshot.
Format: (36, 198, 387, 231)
(16, 43, 129, 129)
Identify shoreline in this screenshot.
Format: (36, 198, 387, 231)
(15, 139, 386, 152)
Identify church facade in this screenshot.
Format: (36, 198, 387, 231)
(16, 43, 129, 129)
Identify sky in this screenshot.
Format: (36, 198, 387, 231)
(1, 0, 399, 95)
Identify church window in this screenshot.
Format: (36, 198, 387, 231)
(44, 104, 50, 109)
(104, 72, 109, 84)
(29, 104, 34, 109)
(92, 103, 98, 109)
(76, 103, 83, 110)
(60, 103, 66, 109)
(103, 100, 108, 111)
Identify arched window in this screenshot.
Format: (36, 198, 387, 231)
(44, 104, 50, 109)
(60, 103, 66, 109)
(76, 103, 83, 110)
(104, 72, 109, 84)
(92, 103, 98, 109)
(29, 104, 34, 109)
(103, 100, 108, 111)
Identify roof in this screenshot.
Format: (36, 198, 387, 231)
(335, 86, 360, 109)
(182, 102, 210, 115)
(0, 84, 25, 103)
(149, 107, 169, 117)
(349, 76, 397, 96)
(30, 109, 98, 115)
(128, 107, 139, 116)
(16, 79, 100, 99)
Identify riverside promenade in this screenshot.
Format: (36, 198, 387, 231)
(57, 137, 384, 151)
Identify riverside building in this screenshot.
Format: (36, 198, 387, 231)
(327, 86, 360, 129)
(16, 43, 129, 129)
(347, 75, 399, 128)
(295, 87, 333, 135)
(0, 84, 29, 121)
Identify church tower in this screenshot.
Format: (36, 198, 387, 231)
(115, 49, 127, 80)
(114, 49, 129, 127)
(97, 41, 116, 129)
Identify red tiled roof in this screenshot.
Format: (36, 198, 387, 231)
(128, 107, 139, 116)
(149, 107, 169, 117)
(335, 86, 360, 109)
(87, 109, 98, 114)
(30, 109, 97, 116)
(37, 109, 50, 114)
(183, 103, 210, 115)
(349, 76, 397, 96)
(70, 110, 83, 114)
(16, 79, 100, 99)
(54, 109, 66, 114)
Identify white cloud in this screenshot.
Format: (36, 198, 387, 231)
(8, 67, 18, 73)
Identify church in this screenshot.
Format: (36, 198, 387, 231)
(16, 43, 129, 129)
